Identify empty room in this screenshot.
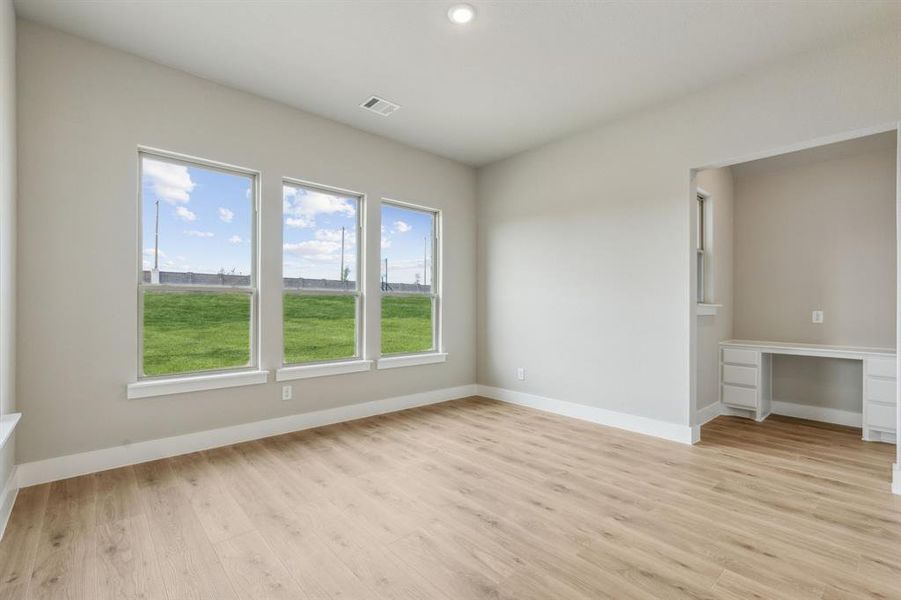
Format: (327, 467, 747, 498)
(0, 1, 900, 599)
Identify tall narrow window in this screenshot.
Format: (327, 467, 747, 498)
(282, 182, 362, 365)
(697, 193, 707, 303)
(380, 201, 439, 355)
(139, 151, 257, 377)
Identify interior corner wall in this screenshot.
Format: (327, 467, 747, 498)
(15, 20, 477, 464)
(0, 0, 17, 500)
(732, 143, 897, 412)
(695, 167, 734, 418)
(476, 29, 901, 428)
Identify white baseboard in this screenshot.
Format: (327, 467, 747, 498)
(476, 385, 694, 445)
(696, 402, 722, 426)
(0, 466, 18, 542)
(17, 384, 477, 488)
(771, 400, 862, 428)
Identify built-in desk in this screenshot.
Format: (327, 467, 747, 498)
(719, 340, 897, 443)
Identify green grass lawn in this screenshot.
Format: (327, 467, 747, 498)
(143, 292, 433, 376)
(283, 294, 357, 364)
(142, 291, 251, 376)
(380, 296, 434, 355)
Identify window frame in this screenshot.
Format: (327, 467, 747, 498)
(379, 198, 442, 359)
(696, 191, 707, 304)
(696, 187, 720, 317)
(135, 147, 261, 381)
(280, 178, 366, 369)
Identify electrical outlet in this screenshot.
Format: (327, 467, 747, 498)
(812, 310, 824, 324)
(516, 367, 525, 381)
(281, 385, 293, 401)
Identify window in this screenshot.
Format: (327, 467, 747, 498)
(380, 200, 439, 356)
(138, 151, 257, 378)
(282, 181, 362, 365)
(697, 193, 706, 303)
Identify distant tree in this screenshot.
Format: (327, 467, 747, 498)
(342, 266, 351, 282)
(414, 273, 421, 285)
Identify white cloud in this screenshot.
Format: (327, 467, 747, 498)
(218, 207, 234, 223)
(283, 240, 342, 260)
(142, 247, 167, 269)
(380, 236, 392, 249)
(393, 220, 412, 233)
(143, 158, 195, 204)
(284, 240, 341, 256)
(228, 235, 243, 245)
(314, 228, 356, 246)
(283, 187, 355, 229)
(184, 230, 214, 238)
(286, 217, 314, 229)
(143, 247, 167, 258)
(174, 206, 196, 222)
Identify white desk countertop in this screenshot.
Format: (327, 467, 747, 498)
(720, 340, 895, 360)
(720, 339, 895, 359)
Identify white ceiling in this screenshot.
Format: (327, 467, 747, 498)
(15, 1, 901, 166)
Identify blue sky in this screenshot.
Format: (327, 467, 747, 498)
(141, 156, 253, 275)
(380, 204, 434, 286)
(283, 185, 358, 280)
(141, 156, 433, 284)
(282, 188, 433, 285)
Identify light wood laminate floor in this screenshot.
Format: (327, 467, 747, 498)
(1, 397, 899, 599)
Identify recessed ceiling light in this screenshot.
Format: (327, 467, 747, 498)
(447, 3, 476, 25)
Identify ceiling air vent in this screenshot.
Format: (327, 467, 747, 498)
(360, 95, 400, 117)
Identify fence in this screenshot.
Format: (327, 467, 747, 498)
(142, 270, 431, 293)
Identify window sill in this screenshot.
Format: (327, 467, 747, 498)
(377, 352, 447, 370)
(697, 303, 722, 316)
(127, 369, 269, 399)
(276, 360, 372, 381)
(0, 412, 22, 450)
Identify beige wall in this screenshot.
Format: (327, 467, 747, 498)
(15, 21, 476, 463)
(477, 29, 901, 427)
(0, 0, 16, 504)
(695, 167, 733, 417)
(733, 142, 896, 347)
(732, 137, 896, 411)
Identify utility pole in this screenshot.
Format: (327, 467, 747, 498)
(423, 235, 428, 287)
(339, 226, 345, 282)
(152, 199, 160, 284)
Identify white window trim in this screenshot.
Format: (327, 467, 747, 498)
(135, 148, 261, 385)
(379, 198, 443, 362)
(377, 352, 447, 370)
(0, 412, 22, 450)
(697, 303, 722, 316)
(696, 187, 716, 309)
(276, 359, 372, 381)
(281, 178, 366, 369)
(127, 369, 269, 400)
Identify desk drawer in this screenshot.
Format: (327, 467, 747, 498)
(867, 402, 897, 431)
(866, 358, 896, 379)
(866, 378, 896, 404)
(722, 384, 758, 409)
(722, 348, 760, 367)
(722, 364, 758, 387)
